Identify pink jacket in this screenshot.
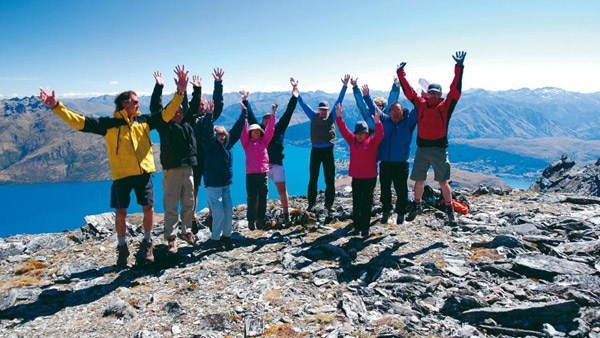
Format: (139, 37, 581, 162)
(336, 116, 384, 179)
(241, 115, 276, 174)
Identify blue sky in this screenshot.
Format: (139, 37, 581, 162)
(1, 0, 599, 98)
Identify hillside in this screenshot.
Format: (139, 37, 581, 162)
(0, 187, 599, 337)
(1, 87, 599, 184)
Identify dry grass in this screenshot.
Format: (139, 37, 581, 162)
(262, 289, 282, 303)
(14, 260, 48, 275)
(0, 275, 42, 291)
(307, 313, 335, 323)
(264, 324, 306, 337)
(469, 247, 506, 262)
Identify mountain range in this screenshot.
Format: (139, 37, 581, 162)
(1, 87, 599, 184)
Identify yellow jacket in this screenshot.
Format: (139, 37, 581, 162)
(51, 92, 184, 181)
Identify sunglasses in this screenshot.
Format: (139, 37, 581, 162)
(127, 100, 139, 105)
(216, 133, 227, 137)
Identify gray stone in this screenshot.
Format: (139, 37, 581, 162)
(498, 223, 541, 236)
(103, 297, 137, 320)
(0, 242, 26, 259)
(462, 300, 580, 330)
(58, 261, 97, 279)
(0, 289, 17, 311)
(471, 235, 524, 249)
(341, 292, 367, 323)
(513, 254, 597, 280)
(244, 314, 264, 337)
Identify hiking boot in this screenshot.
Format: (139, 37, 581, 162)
(221, 236, 236, 250)
(191, 217, 199, 234)
(248, 220, 256, 231)
(179, 232, 196, 246)
(360, 228, 370, 238)
(116, 245, 130, 268)
(396, 214, 405, 225)
(381, 211, 391, 224)
(446, 204, 457, 226)
(137, 240, 154, 263)
(211, 239, 225, 250)
(306, 204, 314, 212)
(283, 209, 290, 224)
(406, 202, 423, 222)
(167, 240, 177, 254)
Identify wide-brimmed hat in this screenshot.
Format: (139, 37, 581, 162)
(248, 123, 264, 135)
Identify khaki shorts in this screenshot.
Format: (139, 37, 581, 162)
(410, 147, 451, 182)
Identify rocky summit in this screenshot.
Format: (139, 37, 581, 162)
(1, 186, 600, 337)
(530, 154, 600, 197)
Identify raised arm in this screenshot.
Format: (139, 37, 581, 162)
(360, 84, 376, 128)
(228, 102, 247, 147)
(150, 65, 187, 128)
(273, 80, 299, 136)
(184, 75, 202, 124)
(334, 103, 353, 145)
(202, 100, 216, 145)
(239, 90, 258, 125)
(385, 76, 401, 114)
(372, 108, 384, 146)
(441, 51, 466, 115)
(263, 109, 276, 145)
(351, 77, 370, 122)
(212, 68, 224, 120)
(150, 71, 164, 114)
(40, 88, 125, 135)
(396, 62, 418, 105)
(331, 74, 350, 120)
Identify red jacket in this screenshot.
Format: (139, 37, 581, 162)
(397, 65, 464, 148)
(336, 116, 383, 179)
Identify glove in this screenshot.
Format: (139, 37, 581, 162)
(452, 51, 466, 66)
(396, 62, 406, 72)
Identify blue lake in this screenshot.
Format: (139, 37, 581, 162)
(0, 141, 534, 237)
(0, 146, 332, 237)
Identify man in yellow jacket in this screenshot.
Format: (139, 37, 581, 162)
(39, 65, 189, 268)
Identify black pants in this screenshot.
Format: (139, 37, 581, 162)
(352, 178, 376, 229)
(380, 161, 409, 215)
(308, 146, 335, 208)
(246, 173, 268, 223)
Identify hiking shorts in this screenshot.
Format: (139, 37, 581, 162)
(410, 147, 451, 182)
(110, 173, 154, 209)
(267, 164, 286, 183)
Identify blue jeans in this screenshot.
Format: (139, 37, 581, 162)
(205, 185, 233, 241)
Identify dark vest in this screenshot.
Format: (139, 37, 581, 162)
(310, 113, 336, 145)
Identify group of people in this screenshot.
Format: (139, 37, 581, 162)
(39, 50, 466, 268)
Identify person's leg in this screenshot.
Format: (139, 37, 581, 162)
(439, 180, 452, 204)
(360, 179, 376, 232)
(111, 178, 132, 267)
(115, 208, 127, 238)
(351, 178, 361, 228)
(394, 162, 410, 224)
(275, 181, 289, 209)
(379, 162, 393, 222)
(322, 146, 336, 209)
(162, 168, 179, 241)
(206, 187, 224, 241)
(222, 185, 233, 238)
(179, 167, 196, 243)
(256, 173, 268, 226)
(307, 147, 320, 210)
(246, 173, 259, 225)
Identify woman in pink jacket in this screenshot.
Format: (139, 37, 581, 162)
(336, 103, 383, 237)
(240, 91, 277, 230)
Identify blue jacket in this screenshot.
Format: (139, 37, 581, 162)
(352, 83, 400, 131)
(363, 94, 417, 163)
(202, 109, 246, 187)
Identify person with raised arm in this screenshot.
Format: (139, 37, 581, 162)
(245, 78, 298, 224)
(296, 74, 350, 213)
(335, 103, 383, 237)
(351, 75, 400, 133)
(240, 90, 277, 230)
(202, 99, 247, 250)
(39, 65, 188, 267)
(149, 68, 197, 253)
(190, 68, 225, 232)
(396, 51, 466, 226)
(359, 83, 418, 224)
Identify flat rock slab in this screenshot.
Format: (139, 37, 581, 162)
(513, 254, 597, 280)
(462, 300, 580, 330)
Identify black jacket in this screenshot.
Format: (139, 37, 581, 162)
(150, 84, 197, 170)
(191, 80, 224, 173)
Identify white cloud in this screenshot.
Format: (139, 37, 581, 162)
(0, 94, 19, 99)
(109, 81, 119, 85)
